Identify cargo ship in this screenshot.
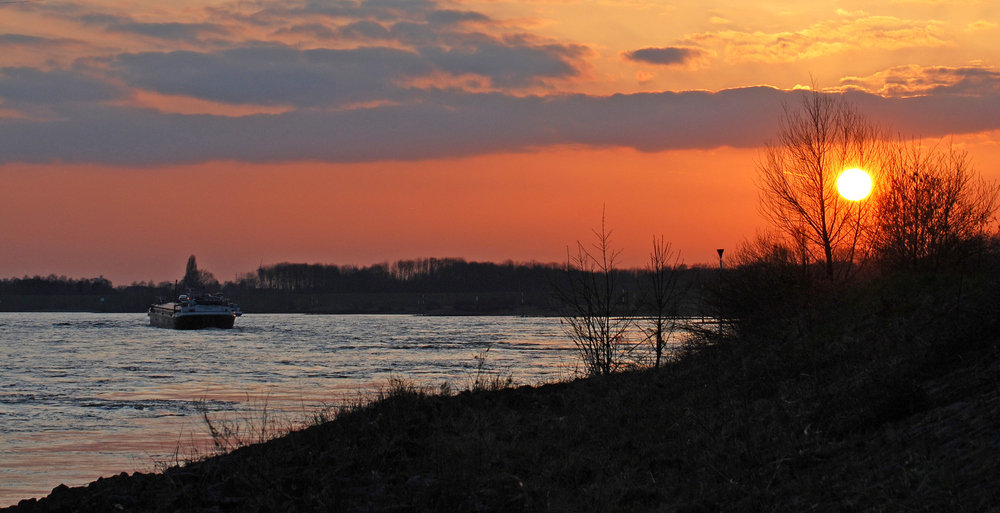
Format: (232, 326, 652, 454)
(148, 292, 242, 329)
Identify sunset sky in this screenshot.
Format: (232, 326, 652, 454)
(2, 0, 999, 285)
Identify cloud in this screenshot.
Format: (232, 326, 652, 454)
(0, 34, 87, 49)
(205, 0, 460, 29)
(21, 0, 593, 96)
(338, 20, 393, 40)
(110, 38, 588, 108)
(838, 64, 1000, 98)
(106, 22, 230, 41)
(271, 23, 341, 39)
(3, 1, 996, 168)
(425, 9, 493, 25)
(686, 15, 951, 63)
(965, 20, 998, 32)
(111, 46, 431, 108)
(53, 0, 498, 48)
(2, 85, 999, 166)
(0, 67, 122, 106)
(72, 11, 230, 42)
(635, 71, 655, 84)
(0, 87, 772, 165)
(422, 41, 591, 87)
(265, 6, 495, 42)
(622, 46, 710, 67)
(131, 1, 589, 92)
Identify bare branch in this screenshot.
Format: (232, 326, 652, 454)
(755, 90, 890, 280)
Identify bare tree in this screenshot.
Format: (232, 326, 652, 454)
(756, 90, 889, 280)
(642, 236, 685, 368)
(553, 212, 638, 376)
(874, 140, 999, 272)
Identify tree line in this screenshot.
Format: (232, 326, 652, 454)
(0, 258, 563, 296)
(0, 255, 714, 316)
(231, 258, 564, 295)
(0, 275, 115, 296)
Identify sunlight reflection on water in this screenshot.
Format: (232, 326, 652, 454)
(0, 313, 576, 506)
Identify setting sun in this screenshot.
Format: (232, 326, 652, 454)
(837, 168, 873, 201)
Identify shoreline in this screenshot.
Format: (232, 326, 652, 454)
(6, 348, 997, 512)
(5, 305, 997, 511)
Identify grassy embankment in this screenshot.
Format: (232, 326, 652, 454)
(4, 271, 999, 512)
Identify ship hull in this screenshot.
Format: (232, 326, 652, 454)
(148, 300, 240, 330)
(149, 310, 236, 329)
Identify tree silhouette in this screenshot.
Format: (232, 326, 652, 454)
(553, 212, 638, 376)
(756, 91, 889, 280)
(182, 255, 200, 289)
(181, 255, 219, 291)
(641, 237, 685, 368)
(874, 140, 999, 271)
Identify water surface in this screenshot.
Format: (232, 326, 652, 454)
(0, 313, 576, 506)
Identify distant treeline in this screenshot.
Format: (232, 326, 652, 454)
(0, 275, 116, 296)
(0, 258, 714, 314)
(233, 258, 560, 294)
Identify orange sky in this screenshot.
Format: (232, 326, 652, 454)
(0, 147, 762, 283)
(2, 0, 999, 284)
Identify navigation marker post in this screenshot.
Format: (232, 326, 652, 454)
(717, 249, 724, 335)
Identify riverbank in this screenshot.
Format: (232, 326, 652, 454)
(5, 274, 999, 511)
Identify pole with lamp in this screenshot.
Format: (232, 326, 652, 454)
(717, 248, 724, 335)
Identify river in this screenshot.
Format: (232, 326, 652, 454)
(0, 313, 578, 506)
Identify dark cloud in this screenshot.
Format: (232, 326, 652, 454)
(73, 11, 228, 41)
(112, 46, 430, 107)
(41, 0, 591, 94)
(210, 0, 440, 26)
(935, 68, 1000, 96)
(208, 1, 494, 41)
(3, 86, 998, 166)
(0, 88, 767, 165)
(422, 42, 589, 87)
(271, 23, 340, 39)
(426, 10, 492, 25)
(848, 90, 1000, 137)
(107, 22, 230, 41)
(77, 12, 127, 26)
(384, 21, 440, 45)
(0, 34, 85, 48)
(111, 40, 587, 106)
(0, 67, 122, 105)
(622, 46, 708, 66)
(339, 20, 392, 40)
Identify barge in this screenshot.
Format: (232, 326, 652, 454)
(148, 292, 242, 329)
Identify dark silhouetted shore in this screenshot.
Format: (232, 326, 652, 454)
(5, 270, 999, 512)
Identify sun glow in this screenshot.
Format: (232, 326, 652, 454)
(837, 168, 873, 201)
